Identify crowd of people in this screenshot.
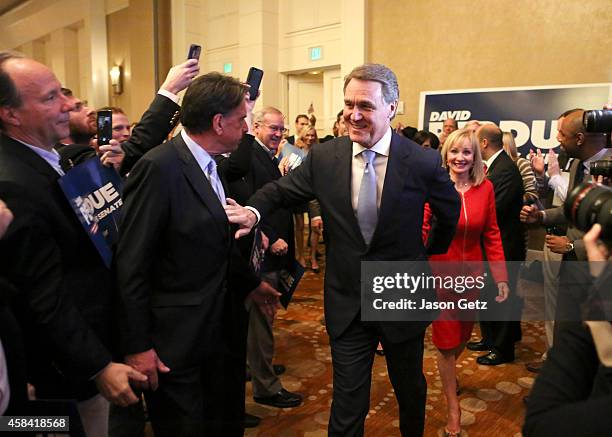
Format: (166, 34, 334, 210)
(0, 48, 610, 437)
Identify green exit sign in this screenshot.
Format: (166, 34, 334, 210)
(223, 63, 233, 73)
(310, 47, 322, 61)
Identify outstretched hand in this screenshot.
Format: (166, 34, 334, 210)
(224, 198, 258, 238)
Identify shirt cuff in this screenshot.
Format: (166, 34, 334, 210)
(244, 206, 261, 225)
(548, 174, 563, 188)
(157, 89, 180, 104)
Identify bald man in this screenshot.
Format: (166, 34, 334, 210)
(467, 123, 525, 365)
(521, 109, 611, 322)
(0, 52, 146, 435)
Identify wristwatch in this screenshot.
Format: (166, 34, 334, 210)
(566, 240, 575, 253)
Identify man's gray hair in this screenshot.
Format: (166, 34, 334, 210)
(252, 106, 283, 125)
(343, 63, 399, 104)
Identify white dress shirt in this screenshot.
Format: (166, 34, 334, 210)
(17, 140, 65, 176)
(351, 127, 392, 213)
(483, 148, 505, 172)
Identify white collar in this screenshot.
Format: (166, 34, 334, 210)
(352, 127, 392, 158)
(12, 137, 64, 175)
(484, 149, 505, 169)
(181, 129, 214, 173)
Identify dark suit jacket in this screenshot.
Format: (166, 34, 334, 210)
(248, 133, 460, 341)
(115, 134, 260, 370)
(0, 277, 28, 415)
(542, 149, 612, 261)
(486, 151, 526, 261)
(523, 321, 612, 436)
(224, 139, 294, 272)
(57, 93, 181, 176)
(0, 134, 112, 399)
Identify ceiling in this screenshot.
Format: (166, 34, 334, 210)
(0, 0, 27, 16)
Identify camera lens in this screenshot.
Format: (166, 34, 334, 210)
(564, 182, 612, 242)
(583, 110, 612, 133)
(590, 160, 612, 178)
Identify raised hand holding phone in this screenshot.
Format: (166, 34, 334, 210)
(246, 67, 263, 101)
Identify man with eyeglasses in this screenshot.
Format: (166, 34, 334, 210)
(224, 107, 303, 411)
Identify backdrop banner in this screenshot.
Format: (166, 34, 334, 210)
(418, 83, 612, 155)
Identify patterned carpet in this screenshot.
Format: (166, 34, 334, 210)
(244, 262, 544, 437)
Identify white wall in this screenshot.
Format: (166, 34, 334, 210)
(0, 0, 112, 108)
(170, 0, 365, 135)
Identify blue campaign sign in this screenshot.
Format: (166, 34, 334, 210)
(418, 84, 612, 154)
(58, 159, 124, 268)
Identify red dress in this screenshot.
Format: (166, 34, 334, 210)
(423, 179, 507, 350)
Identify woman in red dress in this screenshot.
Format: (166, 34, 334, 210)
(423, 128, 509, 436)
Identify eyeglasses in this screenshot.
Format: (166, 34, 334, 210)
(263, 124, 288, 134)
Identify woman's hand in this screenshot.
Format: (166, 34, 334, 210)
(495, 281, 509, 303)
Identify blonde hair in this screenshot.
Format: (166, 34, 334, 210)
(502, 131, 518, 160)
(440, 128, 486, 186)
(297, 124, 317, 142)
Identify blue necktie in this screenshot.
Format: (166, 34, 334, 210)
(357, 149, 378, 245)
(207, 159, 226, 205)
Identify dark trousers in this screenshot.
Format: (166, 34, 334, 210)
(144, 305, 249, 437)
(328, 319, 426, 437)
(247, 270, 282, 397)
(480, 262, 522, 357)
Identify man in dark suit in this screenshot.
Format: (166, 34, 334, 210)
(0, 52, 149, 435)
(224, 106, 303, 409)
(286, 113, 310, 145)
(226, 64, 460, 437)
(520, 109, 611, 322)
(115, 72, 280, 436)
(468, 124, 525, 365)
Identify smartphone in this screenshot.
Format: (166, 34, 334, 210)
(97, 110, 113, 146)
(187, 44, 201, 60)
(246, 67, 264, 101)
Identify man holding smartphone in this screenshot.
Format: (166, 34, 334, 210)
(56, 58, 198, 175)
(0, 51, 148, 437)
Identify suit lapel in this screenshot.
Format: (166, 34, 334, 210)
(1, 134, 62, 182)
(253, 143, 281, 180)
(334, 136, 365, 246)
(373, 133, 412, 246)
(174, 136, 228, 237)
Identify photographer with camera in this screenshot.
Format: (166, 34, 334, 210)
(520, 108, 611, 323)
(524, 199, 612, 436)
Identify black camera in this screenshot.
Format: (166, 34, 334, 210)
(564, 182, 612, 244)
(583, 109, 612, 133)
(590, 160, 612, 178)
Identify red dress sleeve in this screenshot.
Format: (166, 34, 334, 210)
(481, 180, 508, 283)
